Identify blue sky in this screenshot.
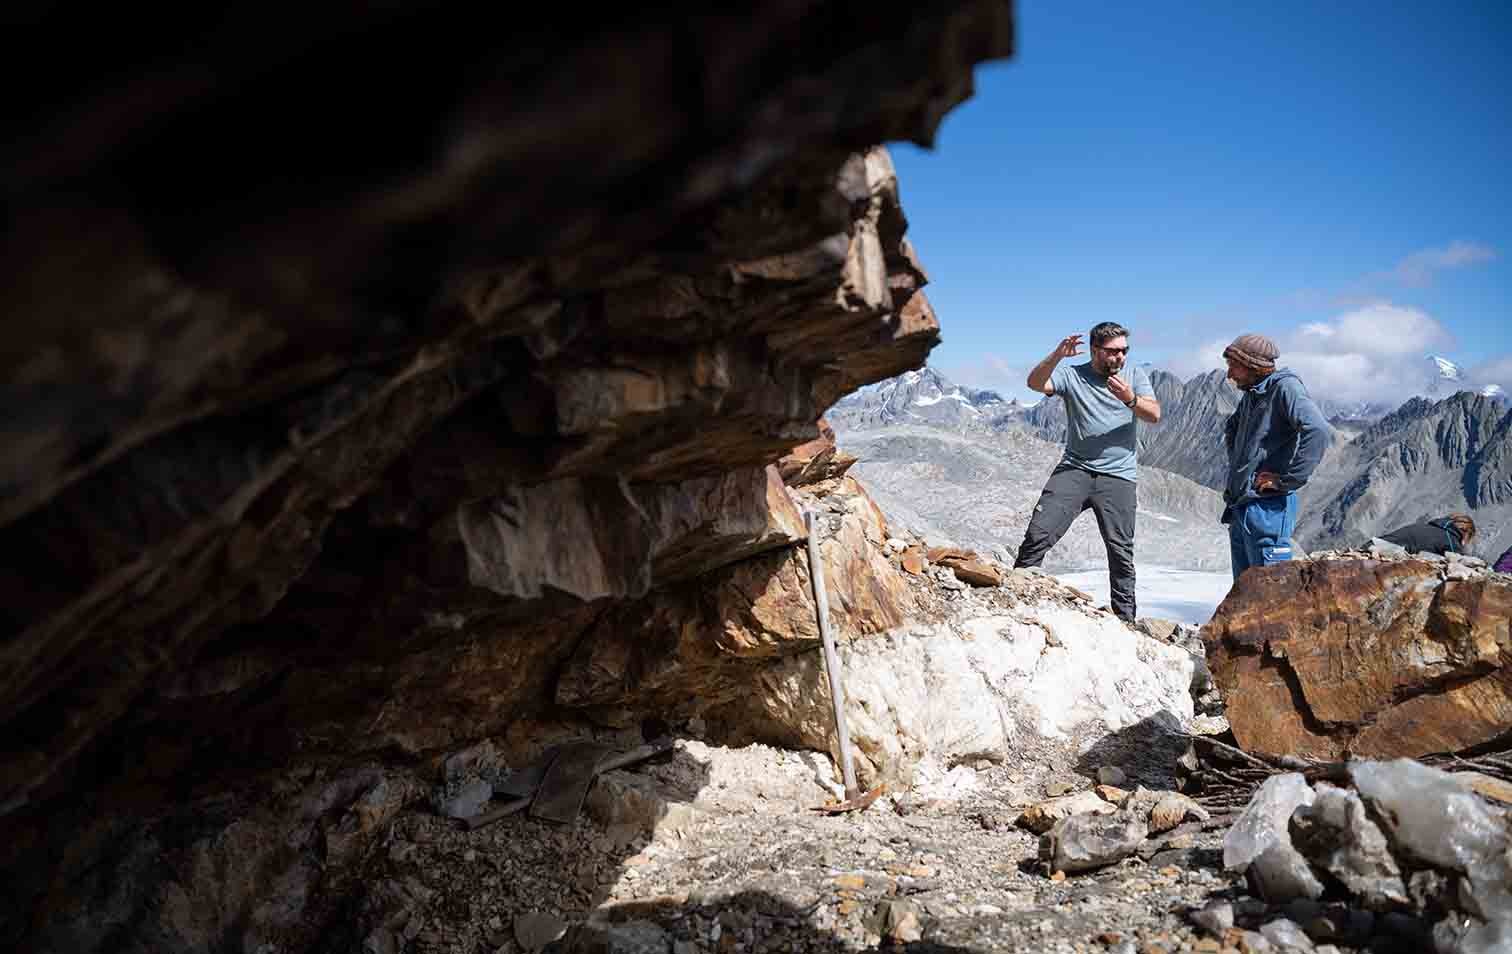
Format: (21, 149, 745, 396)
(891, 1, 1512, 404)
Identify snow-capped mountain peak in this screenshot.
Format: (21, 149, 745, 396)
(1429, 354, 1462, 381)
(830, 365, 1021, 431)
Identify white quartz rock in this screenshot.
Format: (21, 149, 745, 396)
(1224, 773, 1325, 902)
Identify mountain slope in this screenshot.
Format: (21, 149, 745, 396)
(1295, 391, 1512, 558)
(1135, 369, 1237, 490)
(836, 424, 1231, 572)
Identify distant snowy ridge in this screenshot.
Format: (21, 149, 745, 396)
(829, 365, 1021, 432)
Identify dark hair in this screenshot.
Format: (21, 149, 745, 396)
(1447, 513, 1476, 544)
(1090, 322, 1129, 346)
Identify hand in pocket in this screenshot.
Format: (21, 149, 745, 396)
(1253, 470, 1282, 494)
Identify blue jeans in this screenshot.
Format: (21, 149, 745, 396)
(1228, 493, 1298, 581)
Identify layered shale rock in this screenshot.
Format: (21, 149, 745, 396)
(1204, 552, 1512, 760)
(554, 474, 916, 724)
(0, 5, 1013, 952)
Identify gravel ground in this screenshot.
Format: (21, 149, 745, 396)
(364, 735, 1355, 954)
(353, 565, 1436, 954)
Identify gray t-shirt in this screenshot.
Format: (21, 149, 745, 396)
(1048, 361, 1154, 481)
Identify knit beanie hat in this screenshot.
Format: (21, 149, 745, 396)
(1223, 333, 1279, 371)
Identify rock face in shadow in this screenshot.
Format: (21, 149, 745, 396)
(1204, 552, 1512, 760)
(0, 5, 1013, 952)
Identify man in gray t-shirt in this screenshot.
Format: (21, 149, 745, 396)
(1013, 322, 1160, 622)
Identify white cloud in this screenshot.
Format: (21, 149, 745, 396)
(1159, 304, 1463, 405)
(1160, 337, 1232, 379)
(1390, 240, 1497, 287)
(1467, 355, 1512, 392)
(1323, 304, 1453, 356)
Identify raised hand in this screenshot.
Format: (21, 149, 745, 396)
(1054, 334, 1084, 359)
(1107, 373, 1134, 404)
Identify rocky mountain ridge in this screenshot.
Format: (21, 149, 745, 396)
(828, 365, 1028, 431)
(1296, 389, 1512, 558)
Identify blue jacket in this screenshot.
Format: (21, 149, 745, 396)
(1221, 368, 1330, 521)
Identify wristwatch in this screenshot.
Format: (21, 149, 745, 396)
(1124, 396, 1137, 408)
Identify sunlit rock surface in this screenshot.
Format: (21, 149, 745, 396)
(1203, 553, 1512, 760)
(1222, 773, 1324, 903)
(718, 589, 1195, 787)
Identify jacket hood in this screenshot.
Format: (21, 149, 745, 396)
(1250, 367, 1301, 394)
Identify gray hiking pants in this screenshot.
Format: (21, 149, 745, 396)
(1013, 463, 1137, 622)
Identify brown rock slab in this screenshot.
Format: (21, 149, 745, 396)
(949, 558, 1003, 588)
(778, 419, 859, 488)
(926, 546, 976, 565)
(900, 546, 927, 575)
(1455, 771, 1512, 805)
(1203, 558, 1512, 759)
(1017, 790, 1116, 834)
(1095, 784, 1130, 806)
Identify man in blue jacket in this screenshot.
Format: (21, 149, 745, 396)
(1220, 333, 1330, 581)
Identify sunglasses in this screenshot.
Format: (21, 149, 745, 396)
(1094, 346, 1129, 356)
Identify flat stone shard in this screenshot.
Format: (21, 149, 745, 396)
(1039, 810, 1149, 874)
(1017, 790, 1117, 834)
(1204, 556, 1512, 759)
(1349, 759, 1512, 929)
(1223, 773, 1325, 903)
(949, 558, 1003, 587)
(1287, 782, 1407, 909)
(777, 419, 858, 488)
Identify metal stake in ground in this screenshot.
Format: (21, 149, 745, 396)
(805, 509, 859, 799)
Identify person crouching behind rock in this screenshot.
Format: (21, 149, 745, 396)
(1378, 513, 1476, 556)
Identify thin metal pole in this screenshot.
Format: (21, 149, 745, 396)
(805, 509, 859, 798)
